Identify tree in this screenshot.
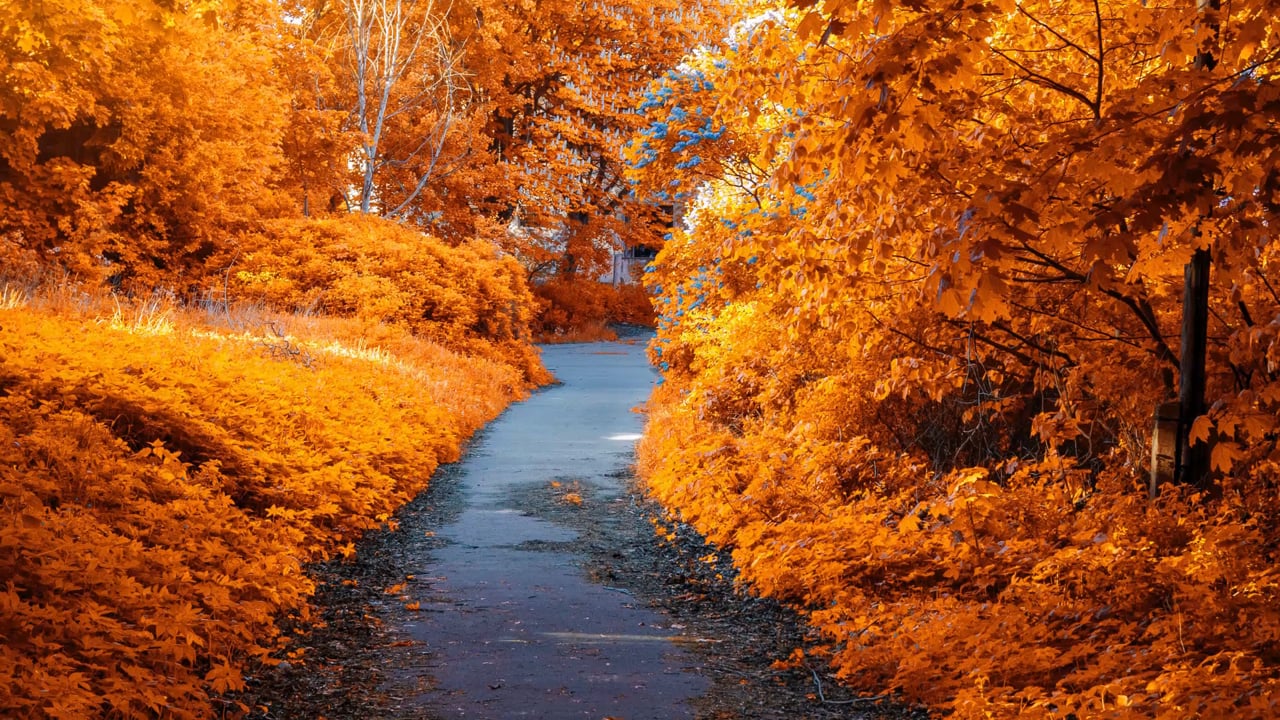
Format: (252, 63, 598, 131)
(291, 0, 471, 217)
(629, 1, 1280, 716)
(0, 0, 291, 286)
(280, 0, 714, 282)
(339, 0, 470, 217)
(450, 0, 719, 277)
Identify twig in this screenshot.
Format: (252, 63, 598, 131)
(221, 251, 239, 329)
(701, 662, 755, 678)
(806, 665, 890, 706)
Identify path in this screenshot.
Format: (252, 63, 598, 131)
(383, 339, 706, 718)
(244, 339, 908, 720)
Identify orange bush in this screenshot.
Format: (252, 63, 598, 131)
(630, 2, 1280, 716)
(532, 276, 655, 342)
(638, 296, 1280, 718)
(229, 215, 550, 383)
(0, 288, 538, 718)
(0, 0, 292, 287)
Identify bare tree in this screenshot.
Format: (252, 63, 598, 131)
(338, 0, 469, 216)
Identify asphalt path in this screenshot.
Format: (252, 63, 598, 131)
(382, 339, 708, 719)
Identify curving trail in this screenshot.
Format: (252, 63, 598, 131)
(244, 337, 904, 720)
(381, 339, 706, 718)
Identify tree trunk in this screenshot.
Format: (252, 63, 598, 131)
(1175, 248, 1210, 486)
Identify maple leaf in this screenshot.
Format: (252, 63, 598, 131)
(1189, 415, 1213, 446)
(1210, 441, 1243, 474)
(205, 661, 245, 693)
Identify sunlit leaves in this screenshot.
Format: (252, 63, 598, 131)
(0, 0, 291, 287)
(0, 288, 539, 718)
(232, 215, 550, 383)
(633, 0, 1280, 717)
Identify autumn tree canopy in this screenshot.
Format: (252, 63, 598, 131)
(273, 0, 720, 279)
(460, 0, 714, 276)
(1, 0, 716, 288)
(631, 0, 1280, 716)
(0, 0, 292, 286)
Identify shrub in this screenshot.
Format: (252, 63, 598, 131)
(531, 276, 655, 342)
(0, 289, 534, 718)
(230, 215, 550, 383)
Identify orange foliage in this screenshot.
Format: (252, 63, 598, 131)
(1, 0, 714, 292)
(0, 0, 719, 715)
(231, 215, 550, 383)
(447, 0, 719, 275)
(0, 286, 535, 718)
(532, 277, 655, 343)
(276, 0, 719, 278)
(0, 0, 291, 287)
(631, 1, 1280, 717)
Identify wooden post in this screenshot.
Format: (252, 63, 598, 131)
(1151, 401, 1181, 496)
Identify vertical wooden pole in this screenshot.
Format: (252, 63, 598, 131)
(1151, 401, 1180, 496)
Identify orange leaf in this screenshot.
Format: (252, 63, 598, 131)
(1188, 415, 1212, 446)
(1210, 441, 1242, 473)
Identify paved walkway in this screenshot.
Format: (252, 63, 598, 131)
(382, 340, 707, 719)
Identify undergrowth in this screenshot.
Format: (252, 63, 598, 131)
(0, 283, 540, 718)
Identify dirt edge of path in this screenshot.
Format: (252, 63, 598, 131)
(507, 473, 929, 720)
(237, 454, 929, 720)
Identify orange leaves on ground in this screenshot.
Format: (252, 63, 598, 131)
(550, 479, 587, 506)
